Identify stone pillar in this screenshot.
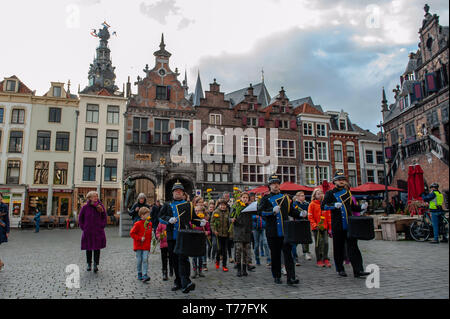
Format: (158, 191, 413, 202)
(47, 186, 53, 216)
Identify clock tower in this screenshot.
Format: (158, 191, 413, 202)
(81, 22, 119, 95)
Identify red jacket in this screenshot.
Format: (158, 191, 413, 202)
(308, 200, 331, 230)
(130, 219, 152, 251)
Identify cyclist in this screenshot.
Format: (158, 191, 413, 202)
(422, 183, 446, 244)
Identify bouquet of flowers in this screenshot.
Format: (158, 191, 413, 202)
(205, 188, 213, 202)
(318, 216, 326, 231)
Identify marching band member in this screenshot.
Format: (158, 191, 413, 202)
(322, 171, 370, 278)
(257, 175, 302, 285)
(159, 181, 207, 293)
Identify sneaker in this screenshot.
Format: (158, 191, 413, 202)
(317, 261, 324, 267)
(304, 252, 312, 261)
(215, 261, 220, 269)
(137, 273, 143, 280)
(324, 259, 332, 268)
(142, 275, 150, 282)
(266, 262, 272, 268)
(281, 267, 287, 275)
(223, 266, 229, 272)
(203, 267, 208, 272)
(429, 240, 439, 244)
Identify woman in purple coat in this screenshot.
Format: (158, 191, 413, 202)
(78, 191, 107, 273)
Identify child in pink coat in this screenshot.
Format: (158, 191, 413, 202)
(156, 222, 172, 281)
(190, 206, 211, 278)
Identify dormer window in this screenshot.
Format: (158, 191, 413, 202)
(5, 80, 17, 92)
(281, 106, 286, 113)
(53, 86, 62, 97)
(156, 86, 170, 100)
(339, 119, 347, 130)
(273, 106, 279, 113)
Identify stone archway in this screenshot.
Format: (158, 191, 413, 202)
(123, 174, 158, 210)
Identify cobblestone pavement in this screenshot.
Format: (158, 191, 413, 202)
(0, 227, 448, 299)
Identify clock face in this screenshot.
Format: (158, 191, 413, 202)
(159, 69, 166, 76)
(104, 79, 112, 86)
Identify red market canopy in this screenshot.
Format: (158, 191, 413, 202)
(248, 185, 269, 194)
(351, 182, 405, 193)
(279, 182, 314, 192)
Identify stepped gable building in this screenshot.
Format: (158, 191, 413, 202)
(293, 99, 332, 186)
(122, 34, 196, 232)
(382, 4, 449, 206)
(74, 22, 126, 217)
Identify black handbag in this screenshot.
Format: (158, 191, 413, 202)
(348, 216, 375, 240)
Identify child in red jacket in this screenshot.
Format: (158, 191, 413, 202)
(130, 207, 152, 282)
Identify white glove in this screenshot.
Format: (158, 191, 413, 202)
(273, 206, 281, 214)
(300, 210, 308, 218)
(334, 202, 343, 209)
(361, 203, 368, 211)
(200, 219, 207, 227)
(169, 217, 178, 224)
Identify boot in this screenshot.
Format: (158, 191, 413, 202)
(198, 268, 205, 277)
(236, 263, 242, 277)
(93, 263, 99, 273)
(86, 263, 92, 272)
(162, 270, 168, 281)
(242, 264, 248, 276)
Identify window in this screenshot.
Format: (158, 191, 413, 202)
(86, 104, 99, 123)
(276, 139, 295, 158)
(273, 106, 279, 113)
(49, 108, 61, 123)
(391, 129, 399, 145)
(280, 120, 289, 129)
(348, 170, 357, 187)
(334, 143, 343, 162)
(34, 161, 49, 184)
(317, 141, 328, 161)
(365, 150, 374, 164)
(106, 130, 119, 152)
(83, 158, 96, 182)
(318, 167, 329, 183)
(206, 164, 230, 182)
(154, 119, 170, 144)
(242, 164, 264, 183)
(346, 144, 355, 163)
(367, 169, 375, 183)
(247, 117, 258, 127)
(156, 86, 169, 100)
(133, 117, 149, 144)
(84, 129, 98, 152)
(55, 132, 70, 151)
(0, 108, 4, 123)
(242, 137, 264, 156)
(339, 119, 347, 130)
(207, 134, 224, 155)
(6, 160, 20, 184)
(209, 114, 222, 125)
(53, 86, 61, 97)
(317, 123, 327, 137)
(175, 120, 190, 130)
(8, 131, 23, 153)
(107, 106, 120, 125)
(6, 80, 16, 92)
(11, 109, 25, 124)
(376, 151, 384, 164)
(104, 159, 117, 182)
(303, 123, 314, 136)
(305, 166, 316, 185)
(405, 121, 416, 142)
(36, 131, 51, 151)
(276, 166, 297, 183)
(54, 162, 68, 185)
(377, 170, 385, 185)
(304, 141, 315, 160)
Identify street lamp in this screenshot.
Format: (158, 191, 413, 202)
(313, 137, 320, 186)
(377, 121, 389, 214)
(97, 154, 105, 202)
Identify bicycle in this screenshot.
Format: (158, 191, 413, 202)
(410, 209, 449, 242)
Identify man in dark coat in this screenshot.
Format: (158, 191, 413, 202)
(257, 175, 302, 285)
(150, 199, 161, 235)
(322, 170, 370, 278)
(128, 193, 151, 224)
(159, 181, 207, 294)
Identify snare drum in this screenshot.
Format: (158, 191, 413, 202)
(174, 229, 207, 257)
(283, 220, 312, 244)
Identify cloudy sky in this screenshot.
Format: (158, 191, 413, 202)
(0, 0, 448, 132)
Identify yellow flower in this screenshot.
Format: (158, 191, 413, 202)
(197, 213, 205, 219)
(214, 213, 219, 218)
(320, 216, 326, 220)
(233, 187, 239, 191)
(240, 201, 245, 207)
(207, 189, 212, 193)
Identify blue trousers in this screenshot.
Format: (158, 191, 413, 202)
(253, 229, 270, 262)
(35, 221, 40, 232)
(430, 211, 441, 241)
(136, 250, 149, 276)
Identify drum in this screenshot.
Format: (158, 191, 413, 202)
(283, 220, 312, 244)
(174, 229, 206, 257)
(348, 216, 375, 240)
